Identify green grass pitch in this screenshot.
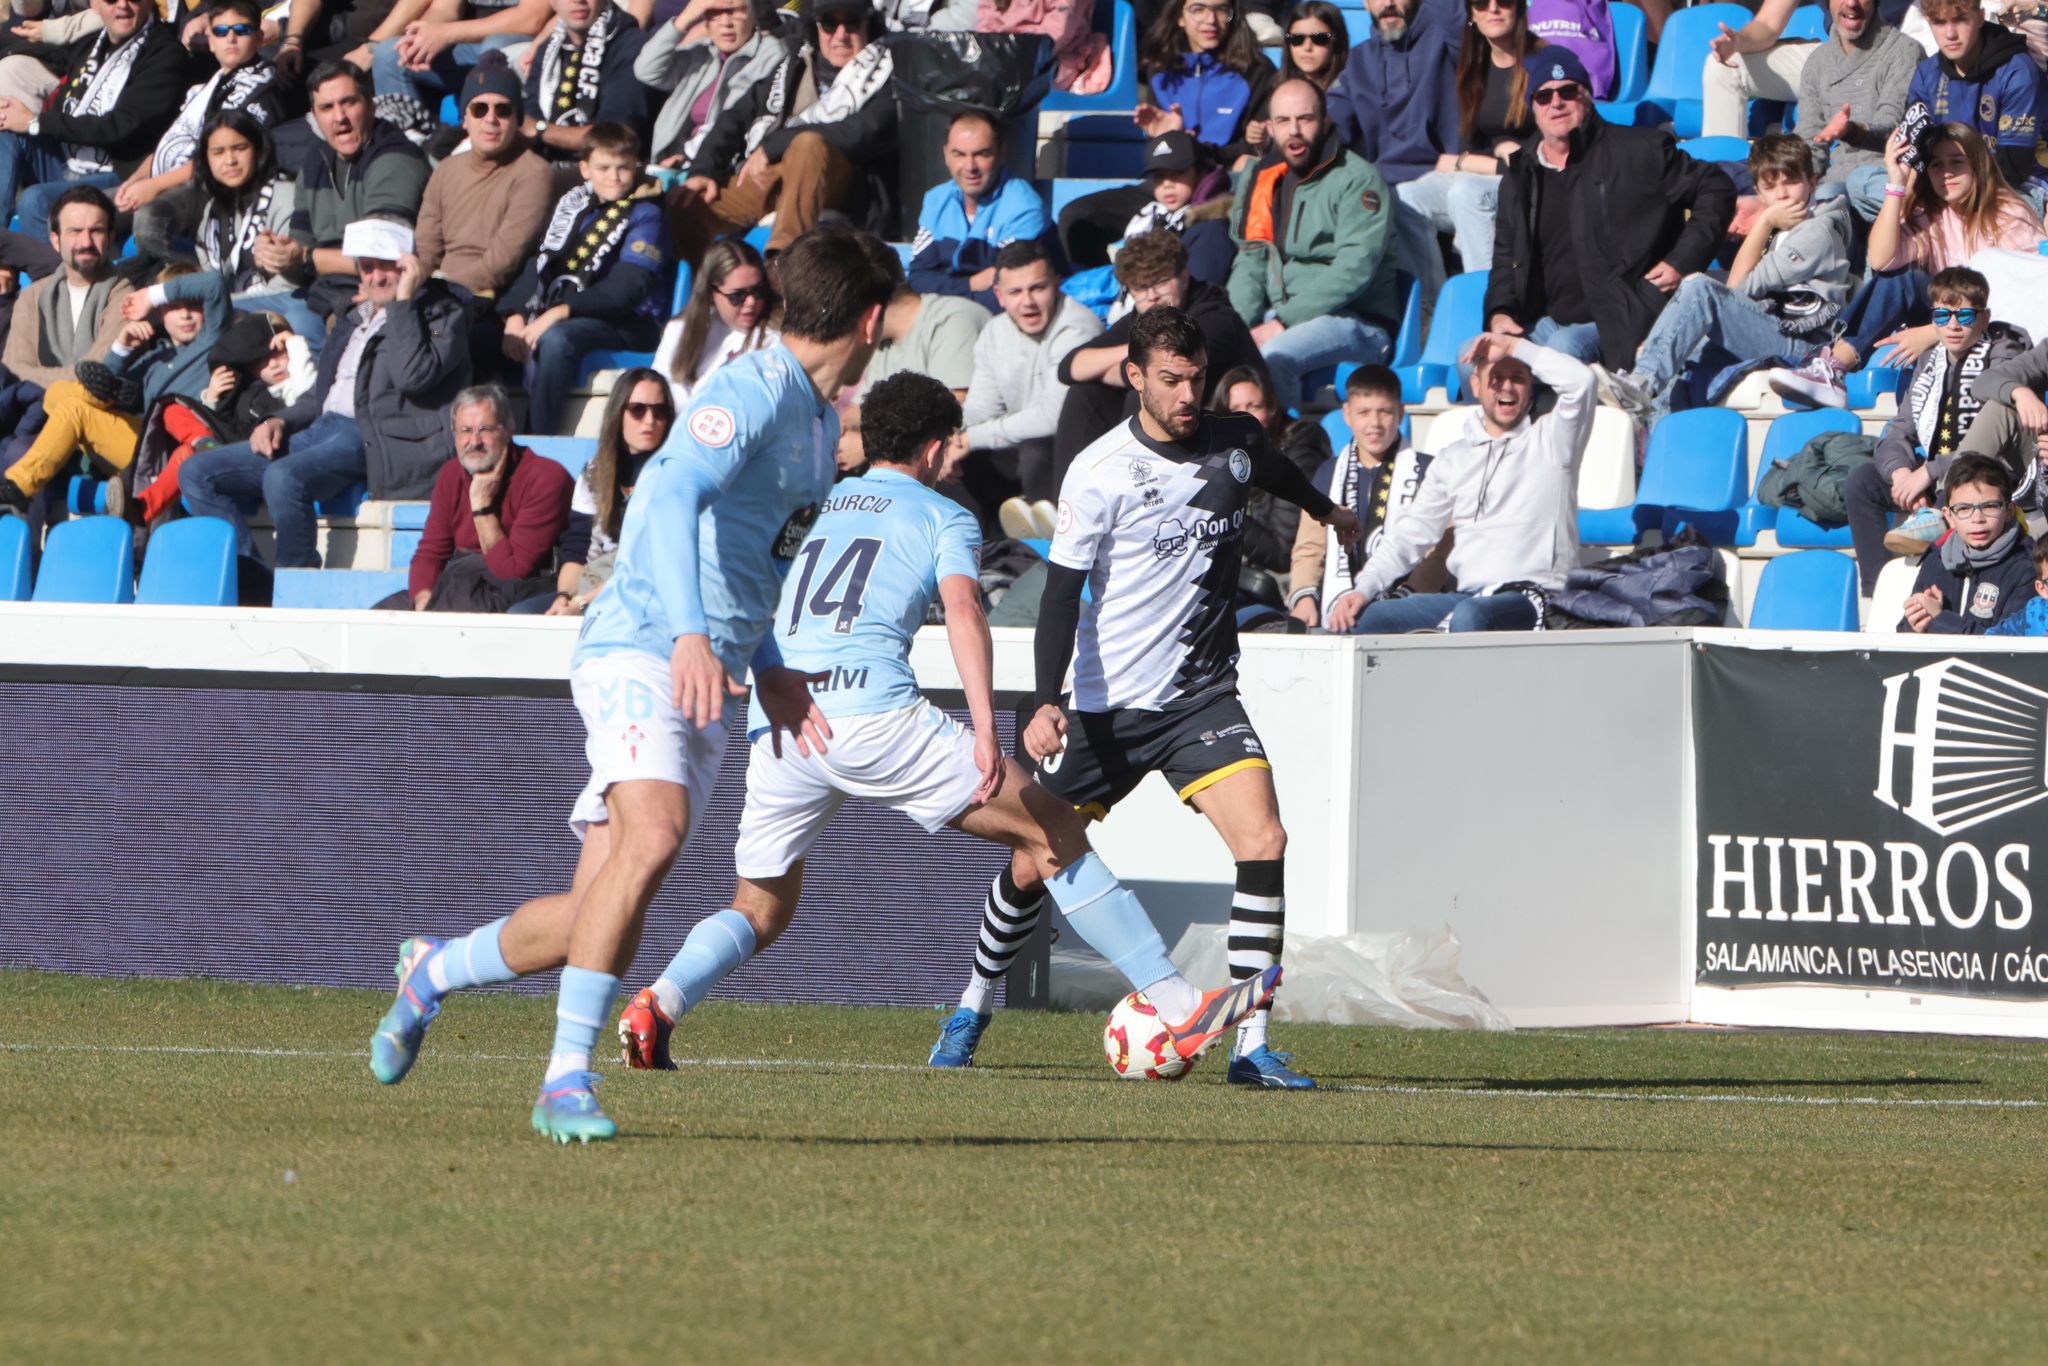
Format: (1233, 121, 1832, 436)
(6, 968, 2048, 1363)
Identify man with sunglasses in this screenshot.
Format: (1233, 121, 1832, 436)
(1485, 47, 1733, 368)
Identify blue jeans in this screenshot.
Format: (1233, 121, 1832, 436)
(1527, 316, 1602, 363)
(523, 313, 660, 436)
(179, 412, 367, 567)
(235, 288, 330, 355)
(1259, 312, 1392, 410)
(0, 131, 116, 238)
(1394, 170, 1500, 312)
(1350, 589, 1540, 634)
(1634, 274, 1803, 416)
(1839, 267, 1928, 361)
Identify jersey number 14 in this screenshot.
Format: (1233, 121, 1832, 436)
(786, 536, 884, 635)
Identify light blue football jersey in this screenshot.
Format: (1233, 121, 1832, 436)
(574, 343, 839, 680)
(745, 466, 981, 737)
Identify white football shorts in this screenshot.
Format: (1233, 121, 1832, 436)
(732, 697, 984, 879)
(567, 649, 731, 838)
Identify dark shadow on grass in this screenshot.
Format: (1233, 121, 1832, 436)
(1351, 1074, 1976, 1092)
(691, 1133, 1682, 1154)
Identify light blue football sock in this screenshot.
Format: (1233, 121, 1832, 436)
(1045, 853, 1178, 992)
(428, 917, 515, 993)
(651, 909, 758, 1019)
(545, 965, 619, 1082)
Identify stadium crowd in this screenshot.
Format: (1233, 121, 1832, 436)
(5, 0, 2048, 631)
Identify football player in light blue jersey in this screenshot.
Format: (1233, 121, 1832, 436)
(364, 228, 901, 1143)
(615, 372, 1279, 1075)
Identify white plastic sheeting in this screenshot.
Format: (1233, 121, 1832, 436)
(1050, 925, 1514, 1031)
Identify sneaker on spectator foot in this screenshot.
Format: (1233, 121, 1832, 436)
(1883, 506, 1948, 555)
(998, 497, 1037, 541)
(1028, 500, 1059, 537)
(102, 471, 136, 525)
(1592, 365, 1657, 424)
(1769, 349, 1849, 409)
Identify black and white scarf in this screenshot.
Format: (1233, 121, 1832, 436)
(60, 19, 153, 175)
(201, 177, 278, 293)
(745, 42, 893, 157)
(538, 5, 624, 127)
(152, 61, 274, 177)
(1908, 334, 1992, 462)
(524, 182, 638, 312)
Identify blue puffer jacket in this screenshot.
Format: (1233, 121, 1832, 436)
(1326, 21, 1462, 184)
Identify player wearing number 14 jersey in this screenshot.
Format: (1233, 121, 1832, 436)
(616, 372, 1279, 1072)
(929, 306, 1359, 1088)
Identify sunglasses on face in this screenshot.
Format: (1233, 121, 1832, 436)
(1532, 82, 1582, 106)
(210, 22, 256, 35)
(624, 402, 673, 421)
(1469, 0, 1515, 10)
(468, 99, 516, 119)
(1286, 29, 1332, 45)
(715, 283, 770, 303)
(1932, 307, 1982, 326)
(816, 14, 859, 32)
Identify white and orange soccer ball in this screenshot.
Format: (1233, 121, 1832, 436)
(1102, 990, 1194, 1081)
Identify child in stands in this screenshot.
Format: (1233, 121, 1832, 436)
(1986, 540, 2048, 636)
(1899, 453, 2036, 633)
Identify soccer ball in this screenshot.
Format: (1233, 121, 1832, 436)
(1102, 990, 1193, 1081)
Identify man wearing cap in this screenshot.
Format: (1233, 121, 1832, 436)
(522, 0, 653, 162)
(1485, 48, 1734, 367)
(1226, 77, 1400, 411)
(668, 0, 897, 265)
(179, 218, 473, 569)
(907, 109, 1057, 314)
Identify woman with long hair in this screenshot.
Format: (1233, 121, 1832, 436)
(194, 112, 325, 349)
(1395, 0, 1539, 299)
(1278, 0, 1347, 88)
(1215, 362, 1330, 576)
(521, 367, 675, 615)
(1059, 0, 1278, 267)
(1777, 123, 2047, 405)
(652, 238, 780, 404)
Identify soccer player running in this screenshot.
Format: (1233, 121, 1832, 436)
(365, 226, 899, 1143)
(929, 307, 1358, 1089)
(615, 372, 1278, 1071)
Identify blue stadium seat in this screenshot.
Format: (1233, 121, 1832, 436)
(0, 513, 27, 600)
(388, 502, 431, 571)
(1396, 269, 1486, 403)
(135, 516, 237, 606)
(1676, 135, 1751, 163)
(1782, 5, 1828, 40)
(64, 475, 107, 515)
(1597, 3, 1751, 137)
(1750, 548, 1858, 629)
(439, 94, 459, 125)
(1042, 0, 1140, 113)
(316, 482, 368, 518)
(32, 514, 133, 603)
(1049, 176, 1132, 218)
(1610, 2, 1649, 102)
(1842, 342, 1909, 408)
(891, 241, 915, 269)
(1580, 406, 1748, 544)
(272, 568, 410, 609)
(1763, 408, 1866, 548)
(1062, 114, 1148, 178)
(521, 435, 598, 479)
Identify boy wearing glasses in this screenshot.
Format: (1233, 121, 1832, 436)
(1594, 134, 1853, 427)
(500, 121, 667, 435)
(1843, 266, 2028, 595)
(1898, 453, 2035, 633)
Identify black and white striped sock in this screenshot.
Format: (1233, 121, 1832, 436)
(958, 868, 1046, 1016)
(1229, 859, 1286, 1056)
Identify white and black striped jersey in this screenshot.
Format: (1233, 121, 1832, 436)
(1049, 413, 1331, 712)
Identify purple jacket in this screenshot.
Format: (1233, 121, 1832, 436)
(1530, 0, 1618, 100)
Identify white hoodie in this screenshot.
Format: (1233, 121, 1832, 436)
(1350, 338, 1594, 600)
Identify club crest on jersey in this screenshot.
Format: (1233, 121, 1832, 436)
(772, 503, 819, 559)
(1055, 500, 1075, 535)
(688, 405, 737, 447)
(1129, 458, 1159, 486)
(1227, 449, 1251, 483)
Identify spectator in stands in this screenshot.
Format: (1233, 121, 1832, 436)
(668, 0, 896, 265)
(1277, 1, 1348, 91)
(1326, 0, 1460, 298)
(192, 114, 322, 348)
(1342, 330, 1594, 632)
(1795, 0, 1921, 202)
(654, 236, 778, 402)
(1597, 135, 1853, 426)
(636, 0, 789, 168)
(1113, 130, 1234, 298)
(413, 55, 555, 369)
(1395, 0, 1539, 301)
(1212, 361, 1325, 575)
(5, 264, 226, 516)
(1843, 266, 2027, 594)
(908, 111, 1056, 314)
(1527, 0, 1615, 99)
(1898, 453, 2035, 633)
(500, 122, 667, 436)
(0, 186, 131, 512)
(842, 253, 987, 464)
(1986, 540, 2048, 636)
(180, 218, 473, 568)
(0, 0, 194, 240)
(1054, 229, 1262, 467)
(1227, 78, 1399, 410)
(1057, 0, 1276, 268)
(523, 0, 653, 162)
(523, 364, 670, 614)
(1486, 49, 1735, 367)
(1856, 0, 2048, 218)
(1775, 122, 2044, 408)
(978, 0, 1112, 95)
(361, 0, 552, 138)
(119, 0, 283, 269)
(956, 238, 1102, 533)
(286, 63, 434, 326)
(1945, 306, 2048, 507)
(1700, 0, 1825, 138)
(383, 384, 573, 611)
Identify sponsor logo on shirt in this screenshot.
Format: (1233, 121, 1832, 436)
(773, 503, 819, 560)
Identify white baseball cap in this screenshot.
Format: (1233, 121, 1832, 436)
(341, 218, 415, 261)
